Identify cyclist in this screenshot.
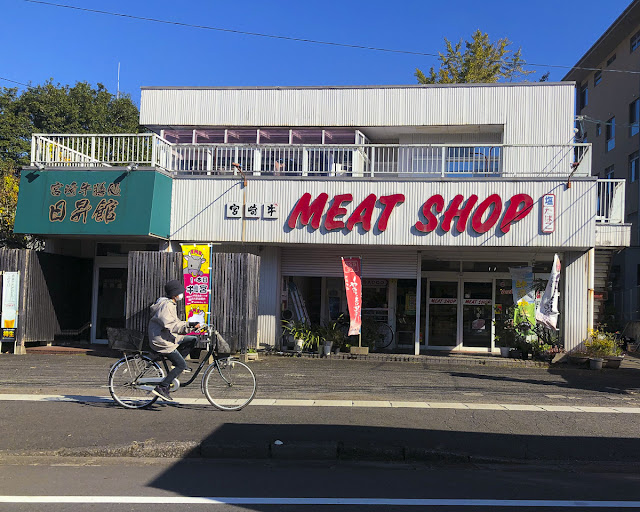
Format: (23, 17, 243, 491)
(148, 279, 200, 401)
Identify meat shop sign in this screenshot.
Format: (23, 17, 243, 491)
(286, 192, 540, 234)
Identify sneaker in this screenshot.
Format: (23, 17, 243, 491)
(182, 367, 193, 374)
(152, 385, 174, 402)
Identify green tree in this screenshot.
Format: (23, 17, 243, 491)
(0, 80, 140, 248)
(415, 30, 533, 84)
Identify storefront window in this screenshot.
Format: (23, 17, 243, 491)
(396, 279, 416, 345)
(462, 282, 492, 348)
(428, 281, 457, 346)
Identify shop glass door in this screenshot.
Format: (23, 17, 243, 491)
(427, 281, 458, 346)
(95, 267, 128, 342)
(462, 281, 493, 348)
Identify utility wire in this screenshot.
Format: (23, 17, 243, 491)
(22, 0, 640, 76)
(0, 76, 32, 88)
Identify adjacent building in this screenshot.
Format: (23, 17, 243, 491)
(564, 0, 640, 324)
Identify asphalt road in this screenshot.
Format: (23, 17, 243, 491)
(1, 354, 640, 463)
(2, 457, 640, 511)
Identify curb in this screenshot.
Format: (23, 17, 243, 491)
(3, 438, 637, 465)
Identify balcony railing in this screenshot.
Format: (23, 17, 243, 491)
(597, 179, 626, 224)
(31, 133, 591, 179)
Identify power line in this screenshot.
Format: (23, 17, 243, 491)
(23, 0, 640, 76)
(0, 76, 32, 88)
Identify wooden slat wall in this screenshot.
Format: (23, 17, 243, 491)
(126, 251, 261, 353)
(0, 248, 60, 346)
(209, 253, 261, 352)
(126, 251, 183, 334)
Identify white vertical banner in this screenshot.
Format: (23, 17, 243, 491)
(536, 254, 561, 330)
(1, 271, 20, 342)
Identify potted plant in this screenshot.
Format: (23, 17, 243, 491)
(584, 329, 621, 370)
(319, 318, 347, 356)
(282, 320, 315, 353)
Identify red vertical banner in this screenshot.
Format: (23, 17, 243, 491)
(341, 256, 362, 336)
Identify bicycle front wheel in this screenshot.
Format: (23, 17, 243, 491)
(109, 355, 164, 409)
(374, 322, 394, 350)
(203, 358, 256, 411)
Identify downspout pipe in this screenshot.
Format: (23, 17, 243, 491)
(587, 248, 595, 333)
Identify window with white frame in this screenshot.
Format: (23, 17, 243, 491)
(606, 117, 615, 152)
(579, 83, 588, 110)
(630, 151, 639, 182)
(630, 99, 640, 136)
(632, 30, 640, 52)
(594, 70, 602, 86)
(605, 164, 615, 179)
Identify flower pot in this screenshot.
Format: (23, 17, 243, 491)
(604, 355, 624, 369)
(589, 357, 604, 370)
(569, 355, 589, 365)
(322, 341, 333, 357)
(509, 349, 522, 359)
(499, 347, 510, 358)
(294, 339, 304, 353)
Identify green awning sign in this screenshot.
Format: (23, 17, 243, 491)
(14, 170, 172, 238)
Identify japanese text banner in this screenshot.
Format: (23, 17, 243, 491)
(342, 256, 362, 336)
(181, 244, 211, 331)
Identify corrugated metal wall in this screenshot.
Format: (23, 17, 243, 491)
(171, 179, 596, 248)
(563, 251, 589, 352)
(141, 84, 574, 145)
(282, 247, 417, 278)
(257, 247, 280, 347)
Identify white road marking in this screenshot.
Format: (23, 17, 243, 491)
(1, 394, 640, 413)
(1, 496, 640, 507)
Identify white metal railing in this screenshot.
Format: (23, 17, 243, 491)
(31, 134, 591, 178)
(596, 179, 626, 224)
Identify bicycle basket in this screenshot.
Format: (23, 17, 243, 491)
(107, 328, 144, 351)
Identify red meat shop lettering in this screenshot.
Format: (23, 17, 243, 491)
(288, 192, 534, 234)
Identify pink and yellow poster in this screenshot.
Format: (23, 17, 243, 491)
(181, 244, 211, 328)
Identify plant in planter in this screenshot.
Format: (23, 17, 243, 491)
(584, 328, 622, 370)
(318, 317, 347, 355)
(282, 320, 318, 353)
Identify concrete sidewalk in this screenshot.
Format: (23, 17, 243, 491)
(20, 342, 640, 370)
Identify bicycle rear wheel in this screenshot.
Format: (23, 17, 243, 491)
(203, 358, 256, 411)
(109, 355, 164, 409)
(374, 322, 394, 350)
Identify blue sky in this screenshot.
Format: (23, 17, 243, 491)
(0, 0, 632, 105)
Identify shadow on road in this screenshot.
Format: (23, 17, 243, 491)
(145, 422, 640, 499)
(447, 366, 640, 395)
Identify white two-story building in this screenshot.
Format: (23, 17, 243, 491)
(15, 82, 629, 353)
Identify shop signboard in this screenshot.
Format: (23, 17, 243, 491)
(341, 257, 362, 336)
(1, 272, 20, 343)
(14, 170, 172, 238)
(541, 194, 556, 233)
(181, 244, 211, 331)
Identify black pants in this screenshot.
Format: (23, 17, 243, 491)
(160, 336, 196, 387)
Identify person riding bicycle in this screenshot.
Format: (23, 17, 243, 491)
(148, 279, 201, 401)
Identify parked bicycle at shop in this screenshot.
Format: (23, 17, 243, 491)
(108, 326, 256, 410)
(335, 314, 394, 351)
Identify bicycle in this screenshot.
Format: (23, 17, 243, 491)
(335, 314, 394, 351)
(107, 326, 257, 411)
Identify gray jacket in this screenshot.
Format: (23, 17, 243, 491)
(148, 297, 189, 353)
